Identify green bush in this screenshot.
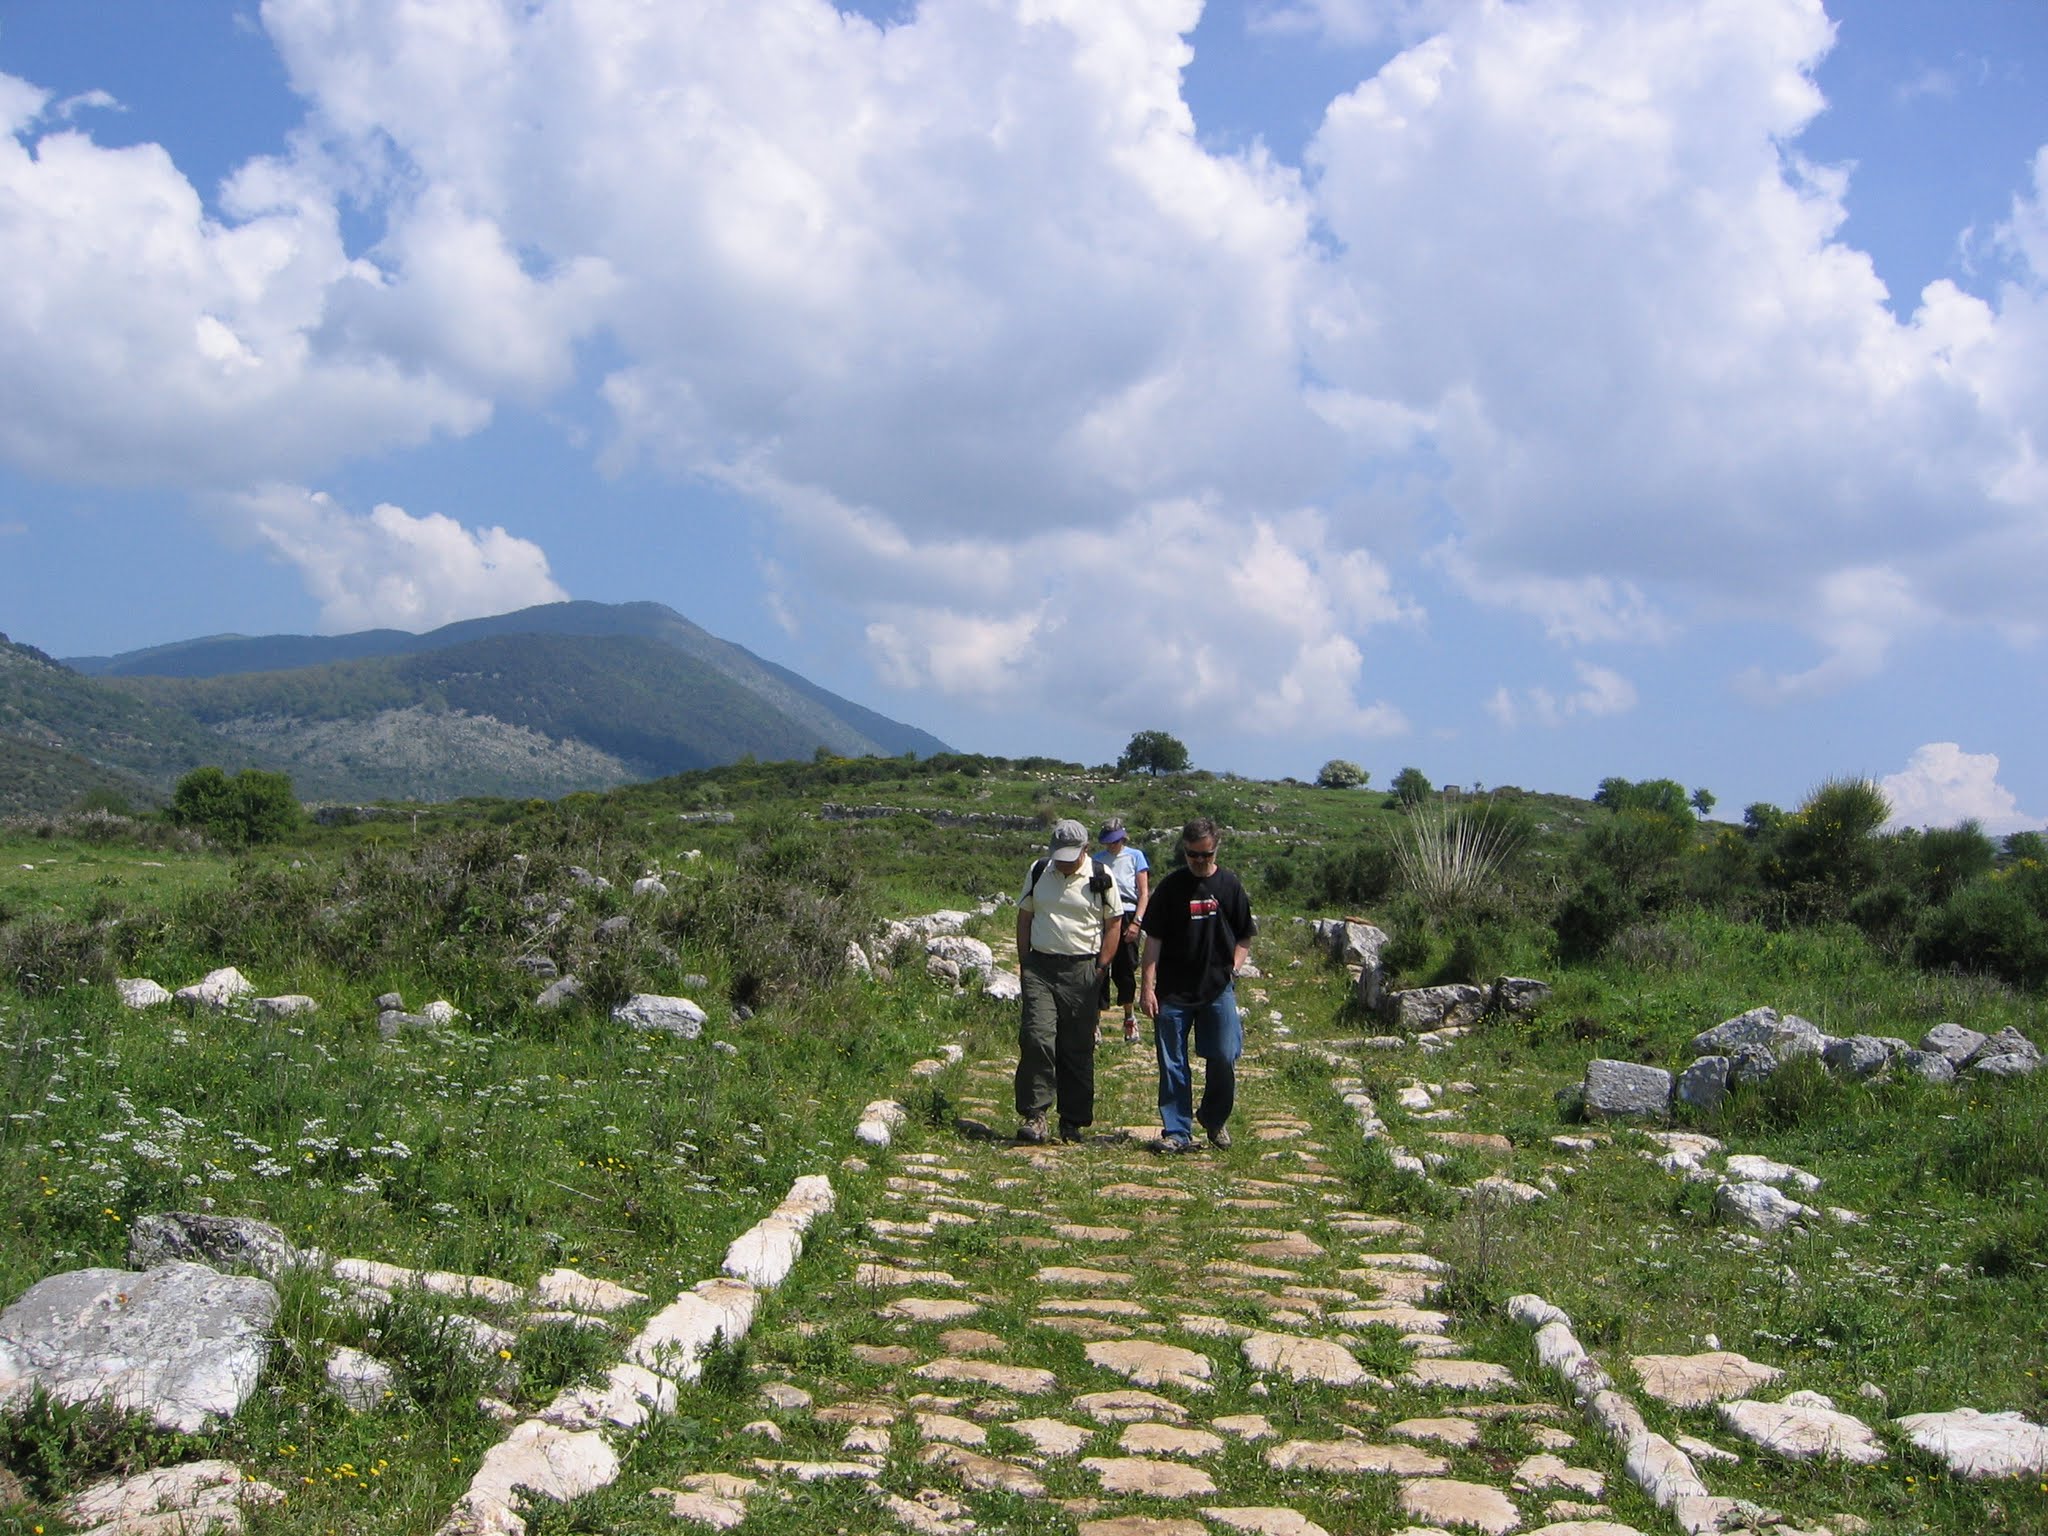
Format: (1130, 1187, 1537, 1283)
(1554, 867, 1637, 963)
(170, 766, 301, 846)
(1912, 877, 2048, 989)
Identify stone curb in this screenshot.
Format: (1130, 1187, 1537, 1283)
(435, 1173, 836, 1536)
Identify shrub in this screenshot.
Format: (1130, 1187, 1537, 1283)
(0, 914, 120, 996)
(1912, 821, 1997, 905)
(1391, 766, 1432, 806)
(1912, 878, 2048, 990)
(1554, 867, 1636, 963)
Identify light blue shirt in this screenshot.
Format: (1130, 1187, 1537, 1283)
(1095, 844, 1148, 911)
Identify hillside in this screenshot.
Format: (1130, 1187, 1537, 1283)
(14, 601, 949, 805)
(68, 599, 950, 760)
(0, 632, 270, 802)
(110, 631, 931, 802)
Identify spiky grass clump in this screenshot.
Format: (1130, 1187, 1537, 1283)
(1393, 805, 1525, 920)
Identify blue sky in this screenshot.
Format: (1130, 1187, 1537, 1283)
(0, 0, 2043, 830)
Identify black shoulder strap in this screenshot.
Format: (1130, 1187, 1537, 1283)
(1030, 856, 1048, 888)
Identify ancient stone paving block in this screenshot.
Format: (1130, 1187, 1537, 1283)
(1119, 1421, 1225, 1457)
(884, 1297, 982, 1323)
(879, 1488, 976, 1536)
(1080, 1456, 1218, 1497)
(1075, 1388, 1189, 1423)
(1332, 1304, 1450, 1334)
(1039, 1316, 1138, 1339)
(857, 1263, 963, 1287)
(1007, 1417, 1094, 1455)
(1040, 1298, 1151, 1316)
(1206, 1260, 1299, 1280)
(1393, 1417, 1482, 1447)
(1513, 1455, 1604, 1496)
(1087, 1339, 1215, 1391)
(938, 1328, 1007, 1355)
(1037, 1265, 1137, 1285)
(917, 1444, 1047, 1496)
(852, 1344, 919, 1366)
(1406, 1358, 1518, 1392)
(1718, 1394, 1885, 1464)
(1054, 1224, 1135, 1242)
(915, 1358, 1060, 1395)
(1101, 1183, 1195, 1201)
(1629, 1351, 1783, 1408)
(1202, 1507, 1334, 1536)
(1212, 1413, 1277, 1440)
(816, 1401, 899, 1425)
(1893, 1407, 2048, 1479)
(1077, 1519, 1206, 1536)
(1242, 1330, 1374, 1386)
(1265, 1439, 1450, 1475)
(1399, 1477, 1524, 1534)
(917, 1411, 988, 1447)
(1342, 1252, 1449, 1272)
(1240, 1234, 1325, 1261)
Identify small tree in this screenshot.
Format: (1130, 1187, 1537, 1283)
(1119, 730, 1190, 777)
(171, 766, 300, 847)
(1690, 787, 1716, 818)
(1316, 759, 1368, 790)
(1391, 766, 1432, 806)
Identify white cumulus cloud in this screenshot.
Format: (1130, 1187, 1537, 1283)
(1881, 742, 2041, 836)
(224, 484, 567, 633)
(1486, 660, 1637, 729)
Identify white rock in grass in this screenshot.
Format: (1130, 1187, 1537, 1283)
(723, 1175, 835, 1288)
(1718, 1395, 1885, 1464)
(541, 1363, 676, 1431)
(61, 1460, 283, 1534)
(175, 967, 255, 1011)
(533, 1268, 647, 1314)
(453, 1419, 620, 1528)
(254, 994, 319, 1019)
(420, 999, 460, 1024)
(1724, 1155, 1820, 1193)
(629, 1278, 759, 1381)
(612, 994, 706, 1037)
(1893, 1407, 2048, 1480)
(1713, 1180, 1813, 1233)
(856, 1097, 905, 1146)
(325, 1345, 394, 1411)
(115, 978, 173, 1009)
(0, 1262, 277, 1432)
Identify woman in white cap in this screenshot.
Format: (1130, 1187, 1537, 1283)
(1094, 819, 1150, 1044)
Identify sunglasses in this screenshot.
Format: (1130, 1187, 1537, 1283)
(1184, 846, 1218, 861)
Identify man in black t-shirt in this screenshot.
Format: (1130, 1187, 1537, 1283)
(1139, 817, 1254, 1153)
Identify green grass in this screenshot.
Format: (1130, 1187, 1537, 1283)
(1, 761, 2044, 1536)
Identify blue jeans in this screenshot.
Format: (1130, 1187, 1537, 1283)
(1154, 985, 1241, 1139)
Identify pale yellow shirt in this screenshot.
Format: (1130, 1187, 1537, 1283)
(1019, 858, 1122, 956)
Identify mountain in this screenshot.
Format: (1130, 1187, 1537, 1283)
(32, 602, 950, 804)
(69, 601, 947, 757)
(0, 633, 269, 812)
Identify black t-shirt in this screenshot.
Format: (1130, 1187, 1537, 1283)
(1141, 866, 1252, 1006)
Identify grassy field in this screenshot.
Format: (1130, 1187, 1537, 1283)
(0, 762, 2043, 1535)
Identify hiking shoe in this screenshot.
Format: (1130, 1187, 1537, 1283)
(1154, 1133, 1197, 1155)
(1059, 1121, 1086, 1144)
(1018, 1114, 1049, 1145)
(1202, 1122, 1233, 1150)
(1123, 1015, 1141, 1044)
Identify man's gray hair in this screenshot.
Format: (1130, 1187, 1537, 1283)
(1182, 817, 1219, 845)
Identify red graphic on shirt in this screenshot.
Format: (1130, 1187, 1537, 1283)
(1188, 897, 1218, 919)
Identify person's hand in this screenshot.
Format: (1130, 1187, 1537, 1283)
(1139, 983, 1157, 1018)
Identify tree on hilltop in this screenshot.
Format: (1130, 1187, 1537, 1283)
(1391, 766, 1432, 806)
(1119, 730, 1190, 777)
(1316, 759, 1368, 789)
